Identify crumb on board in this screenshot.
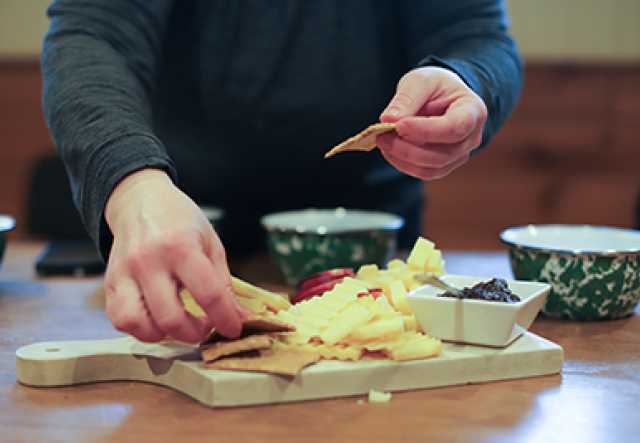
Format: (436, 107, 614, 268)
(368, 389, 392, 403)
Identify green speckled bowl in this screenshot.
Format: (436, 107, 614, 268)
(0, 215, 16, 270)
(261, 208, 404, 286)
(500, 225, 640, 320)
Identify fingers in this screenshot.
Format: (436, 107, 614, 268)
(204, 232, 249, 320)
(377, 132, 471, 169)
(106, 276, 164, 343)
(377, 85, 485, 181)
(137, 263, 209, 344)
(394, 98, 486, 145)
(378, 66, 487, 182)
(174, 240, 243, 339)
(106, 228, 243, 344)
(380, 71, 434, 122)
(380, 147, 470, 181)
(104, 178, 247, 344)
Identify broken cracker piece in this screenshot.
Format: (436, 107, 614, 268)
(201, 314, 296, 346)
(242, 314, 297, 334)
(324, 122, 396, 158)
(200, 334, 274, 363)
(206, 348, 321, 377)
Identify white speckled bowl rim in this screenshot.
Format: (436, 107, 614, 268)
(500, 224, 640, 257)
(0, 215, 16, 233)
(261, 208, 404, 235)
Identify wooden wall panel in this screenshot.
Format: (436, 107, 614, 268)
(0, 61, 639, 249)
(426, 64, 640, 249)
(0, 62, 55, 238)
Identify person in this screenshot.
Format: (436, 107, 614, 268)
(41, 0, 522, 343)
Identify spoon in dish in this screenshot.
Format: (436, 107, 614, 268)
(414, 273, 464, 297)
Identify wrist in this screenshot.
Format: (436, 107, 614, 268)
(105, 168, 172, 231)
(415, 66, 466, 87)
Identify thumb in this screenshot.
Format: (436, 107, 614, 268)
(380, 71, 432, 122)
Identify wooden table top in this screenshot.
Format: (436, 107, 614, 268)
(1, 241, 638, 443)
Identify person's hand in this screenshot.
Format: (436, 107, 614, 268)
(104, 168, 245, 343)
(378, 66, 488, 180)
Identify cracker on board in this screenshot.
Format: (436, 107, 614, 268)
(205, 347, 321, 377)
(324, 122, 396, 159)
(200, 334, 274, 363)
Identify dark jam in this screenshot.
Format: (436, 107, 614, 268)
(439, 278, 521, 303)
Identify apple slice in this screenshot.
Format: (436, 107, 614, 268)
(292, 279, 344, 304)
(356, 288, 384, 299)
(297, 268, 355, 292)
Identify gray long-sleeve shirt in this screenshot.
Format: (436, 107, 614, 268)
(41, 0, 522, 258)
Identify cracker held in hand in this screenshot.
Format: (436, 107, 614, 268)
(324, 122, 396, 159)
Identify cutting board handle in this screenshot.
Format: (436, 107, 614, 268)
(16, 337, 196, 387)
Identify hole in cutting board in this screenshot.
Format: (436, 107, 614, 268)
(45, 347, 60, 352)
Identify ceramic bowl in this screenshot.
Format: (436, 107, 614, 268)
(261, 208, 403, 286)
(0, 215, 16, 270)
(500, 225, 640, 320)
(407, 275, 550, 347)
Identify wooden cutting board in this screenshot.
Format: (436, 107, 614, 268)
(16, 332, 563, 407)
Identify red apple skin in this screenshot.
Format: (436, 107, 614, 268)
(291, 278, 344, 304)
(368, 288, 384, 299)
(357, 288, 384, 299)
(297, 268, 355, 292)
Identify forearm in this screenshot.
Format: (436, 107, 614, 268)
(41, 0, 176, 256)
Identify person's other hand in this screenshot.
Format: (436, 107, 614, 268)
(104, 168, 245, 343)
(378, 66, 488, 180)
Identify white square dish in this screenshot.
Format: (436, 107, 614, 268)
(407, 275, 550, 347)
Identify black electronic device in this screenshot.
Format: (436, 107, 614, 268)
(35, 240, 105, 276)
